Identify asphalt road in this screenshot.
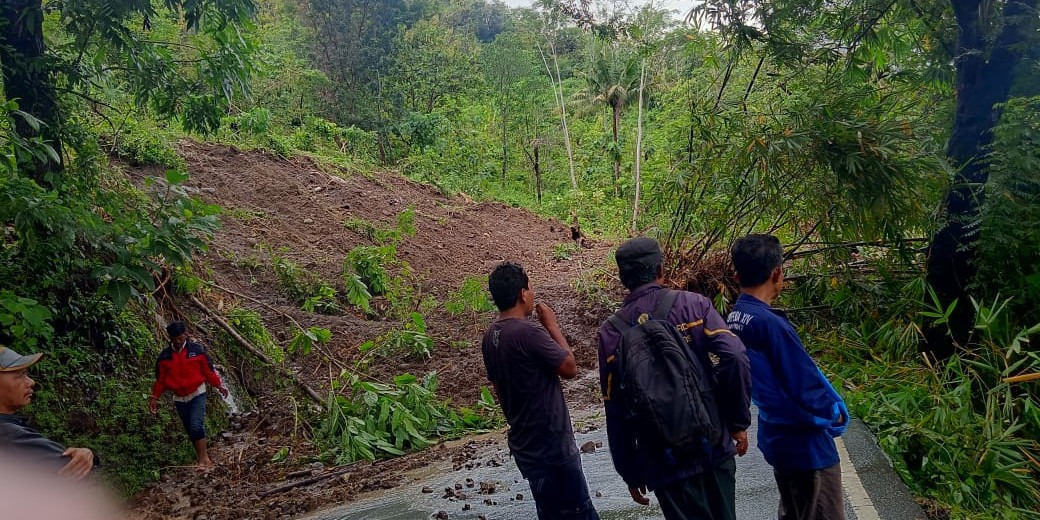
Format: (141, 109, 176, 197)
(303, 407, 926, 520)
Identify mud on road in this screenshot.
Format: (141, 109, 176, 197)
(126, 142, 622, 520)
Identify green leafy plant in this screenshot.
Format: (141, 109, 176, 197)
(222, 308, 284, 364)
(227, 107, 272, 136)
(358, 312, 433, 363)
(104, 118, 185, 169)
(271, 446, 290, 463)
(316, 372, 450, 464)
(272, 252, 311, 302)
(838, 296, 1040, 518)
(317, 372, 503, 465)
(342, 272, 373, 314)
(552, 242, 578, 261)
(0, 291, 53, 350)
(272, 252, 341, 313)
(288, 326, 332, 355)
(449, 386, 503, 432)
(344, 245, 394, 296)
(302, 283, 341, 314)
(340, 208, 420, 315)
(445, 275, 495, 314)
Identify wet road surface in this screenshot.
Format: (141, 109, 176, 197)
(301, 407, 924, 520)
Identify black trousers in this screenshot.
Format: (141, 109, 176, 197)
(773, 462, 845, 520)
(655, 457, 737, 520)
(526, 455, 600, 520)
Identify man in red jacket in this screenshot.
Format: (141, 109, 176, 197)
(149, 321, 228, 468)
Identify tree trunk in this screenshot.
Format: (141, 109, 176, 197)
(0, 0, 64, 186)
(533, 143, 543, 203)
(537, 40, 578, 190)
(611, 104, 621, 184)
(923, 0, 1038, 358)
(500, 104, 509, 181)
(632, 59, 647, 233)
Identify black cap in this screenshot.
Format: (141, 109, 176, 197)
(615, 237, 662, 271)
(166, 321, 186, 337)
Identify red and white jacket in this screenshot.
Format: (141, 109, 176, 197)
(151, 341, 223, 399)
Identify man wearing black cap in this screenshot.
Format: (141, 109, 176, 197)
(597, 237, 752, 520)
(149, 321, 228, 468)
(0, 346, 98, 478)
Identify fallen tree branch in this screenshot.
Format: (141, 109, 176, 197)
(788, 238, 928, 259)
(201, 280, 349, 373)
(190, 295, 326, 408)
(783, 305, 831, 312)
(258, 462, 362, 498)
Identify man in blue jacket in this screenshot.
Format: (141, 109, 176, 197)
(599, 237, 751, 520)
(727, 234, 849, 520)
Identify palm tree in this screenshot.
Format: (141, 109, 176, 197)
(580, 44, 641, 184)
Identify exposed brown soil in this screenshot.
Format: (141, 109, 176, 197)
(125, 142, 622, 519)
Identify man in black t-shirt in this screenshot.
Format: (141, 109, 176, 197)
(482, 262, 600, 520)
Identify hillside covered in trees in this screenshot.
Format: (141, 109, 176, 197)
(1, 0, 1039, 519)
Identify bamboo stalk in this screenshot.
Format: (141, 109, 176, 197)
(190, 295, 326, 408)
(1003, 372, 1040, 384)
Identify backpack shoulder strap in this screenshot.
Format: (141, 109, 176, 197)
(652, 289, 680, 321)
(608, 289, 680, 333)
(607, 313, 630, 334)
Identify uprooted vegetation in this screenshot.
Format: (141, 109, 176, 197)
(116, 141, 615, 519)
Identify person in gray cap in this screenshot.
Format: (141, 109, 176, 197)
(0, 346, 98, 478)
(597, 237, 751, 520)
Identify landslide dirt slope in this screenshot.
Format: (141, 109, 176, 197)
(127, 142, 619, 519)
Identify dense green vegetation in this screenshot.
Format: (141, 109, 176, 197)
(2, 0, 1039, 517)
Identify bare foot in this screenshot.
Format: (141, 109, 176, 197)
(194, 460, 214, 472)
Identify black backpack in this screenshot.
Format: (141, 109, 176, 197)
(607, 290, 723, 459)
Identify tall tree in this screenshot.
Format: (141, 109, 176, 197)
(484, 35, 536, 182)
(534, 0, 579, 190)
(0, 0, 258, 186)
(1, 0, 61, 182)
(389, 15, 481, 114)
(581, 43, 640, 185)
(630, 2, 670, 231)
(924, 0, 1039, 357)
(304, 0, 426, 127)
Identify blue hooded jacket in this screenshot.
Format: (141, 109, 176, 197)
(727, 293, 848, 471)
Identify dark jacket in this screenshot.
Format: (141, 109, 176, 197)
(727, 293, 848, 471)
(152, 341, 223, 399)
(598, 283, 752, 489)
(0, 413, 99, 471)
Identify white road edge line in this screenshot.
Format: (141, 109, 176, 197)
(836, 436, 882, 520)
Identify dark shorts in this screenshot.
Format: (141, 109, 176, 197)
(174, 393, 207, 442)
(526, 455, 600, 520)
(774, 462, 845, 520)
(655, 456, 737, 520)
